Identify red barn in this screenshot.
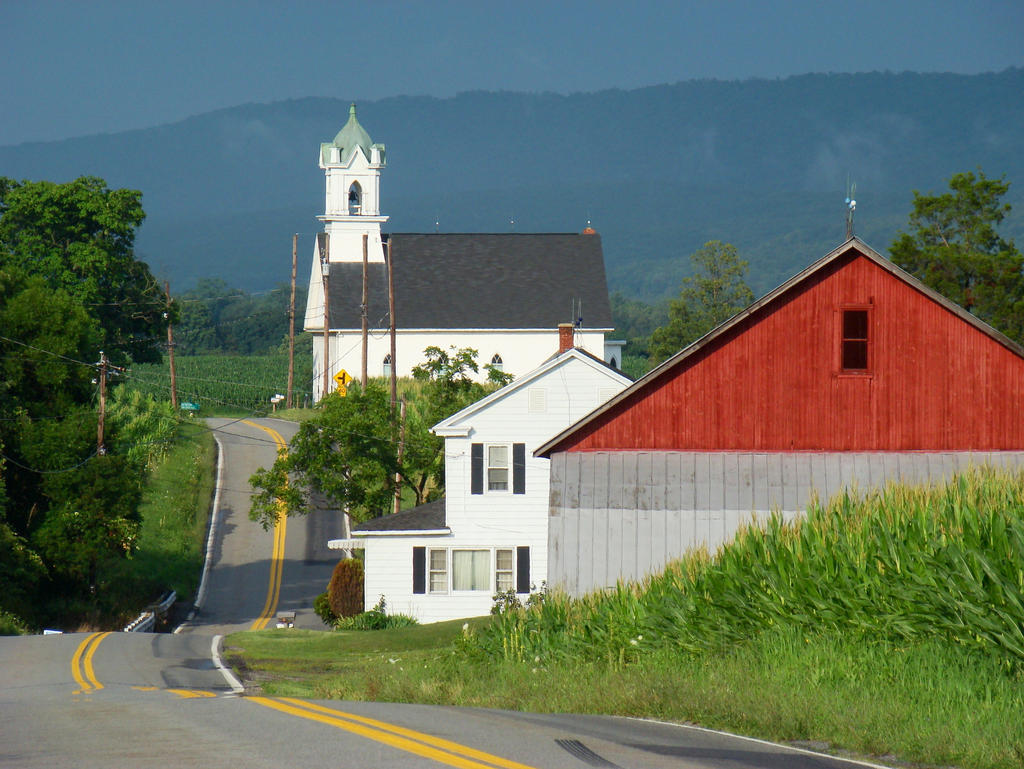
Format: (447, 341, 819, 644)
(536, 238, 1024, 596)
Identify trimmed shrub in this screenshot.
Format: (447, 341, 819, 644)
(336, 595, 418, 631)
(313, 591, 337, 625)
(327, 558, 364, 618)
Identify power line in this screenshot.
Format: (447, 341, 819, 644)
(0, 334, 98, 370)
(0, 448, 99, 475)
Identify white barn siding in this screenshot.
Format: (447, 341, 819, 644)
(548, 450, 1024, 597)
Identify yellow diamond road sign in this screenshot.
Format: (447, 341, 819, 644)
(333, 369, 353, 396)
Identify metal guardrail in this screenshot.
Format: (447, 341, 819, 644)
(123, 590, 177, 633)
(123, 612, 155, 632)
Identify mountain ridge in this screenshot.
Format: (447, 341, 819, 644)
(1, 69, 1021, 300)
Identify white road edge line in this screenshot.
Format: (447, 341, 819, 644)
(211, 634, 245, 695)
(628, 717, 895, 769)
(174, 427, 225, 633)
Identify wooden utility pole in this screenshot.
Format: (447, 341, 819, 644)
(393, 397, 406, 515)
(287, 233, 297, 409)
(97, 352, 108, 455)
(361, 233, 369, 388)
(320, 233, 331, 401)
(387, 239, 397, 407)
(165, 281, 177, 409)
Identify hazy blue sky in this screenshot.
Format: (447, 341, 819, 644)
(2, 0, 1021, 146)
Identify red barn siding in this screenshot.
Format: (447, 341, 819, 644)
(569, 251, 1024, 452)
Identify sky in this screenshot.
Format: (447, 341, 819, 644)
(1, 0, 1022, 147)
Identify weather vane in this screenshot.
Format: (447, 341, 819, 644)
(845, 178, 857, 240)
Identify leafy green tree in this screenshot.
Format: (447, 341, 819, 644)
(0, 176, 166, 363)
(249, 347, 512, 528)
(411, 346, 511, 426)
(8, 406, 98, 537)
(890, 170, 1024, 341)
(173, 279, 305, 355)
(649, 241, 754, 365)
(0, 270, 101, 538)
(249, 382, 403, 528)
(0, 269, 101, 418)
(0, 513, 47, 627)
(32, 455, 143, 597)
(609, 292, 670, 342)
(609, 292, 669, 376)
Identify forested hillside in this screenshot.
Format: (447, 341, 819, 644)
(1, 69, 1021, 299)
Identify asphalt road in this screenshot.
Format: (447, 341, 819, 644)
(178, 416, 343, 635)
(0, 629, 889, 769)
(0, 417, 891, 768)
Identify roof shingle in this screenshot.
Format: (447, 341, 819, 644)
(352, 498, 447, 533)
(327, 233, 612, 330)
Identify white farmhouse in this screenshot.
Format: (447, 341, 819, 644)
(329, 330, 631, 623)
(304, 104, 621, 401)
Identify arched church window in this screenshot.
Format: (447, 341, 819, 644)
(382, 353, 392, 377)
(610, 356, 618, 369)
(348, 182, 362, 215)
(490, 353, 503, 372)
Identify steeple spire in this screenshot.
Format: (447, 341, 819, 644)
(316, 105, 389, 263)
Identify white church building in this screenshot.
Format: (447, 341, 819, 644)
(304, 104, 622, 400)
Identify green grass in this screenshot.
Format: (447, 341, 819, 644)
(228, 622, 1024, 769)
(226, 618, 490, 698)
(107, 420, 216, 608)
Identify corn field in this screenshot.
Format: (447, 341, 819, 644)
(123, 352, 314, 412)
(472, 468, 1024, 669)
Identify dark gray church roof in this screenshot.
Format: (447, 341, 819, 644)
(352, 498, 447, 533)
(326, 233, 612, 330)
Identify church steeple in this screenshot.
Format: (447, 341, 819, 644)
(327, 103, 381, 166)
(317, 103, 388, 263)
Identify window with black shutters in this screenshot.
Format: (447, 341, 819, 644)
(472, 442, 526, 494)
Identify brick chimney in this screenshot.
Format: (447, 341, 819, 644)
(558, 323, 575, 354)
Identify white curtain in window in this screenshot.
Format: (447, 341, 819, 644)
(452, 550, 490, 590)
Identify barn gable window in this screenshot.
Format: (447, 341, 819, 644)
(841, 308, 870, 371)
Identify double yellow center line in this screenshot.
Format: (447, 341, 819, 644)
(244, 420, 289, 631)
(250, 697, 540, 769)
(69, 628, 534, 767)
(70, 631, 111, 694)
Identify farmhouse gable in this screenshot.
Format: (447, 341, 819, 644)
(330, 344, 631, 622)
